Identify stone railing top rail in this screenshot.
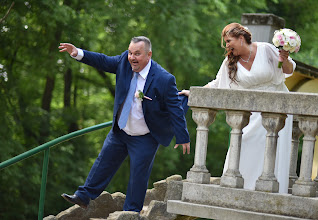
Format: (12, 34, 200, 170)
(188, 87, 318, 116)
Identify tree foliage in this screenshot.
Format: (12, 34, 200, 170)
(0, 0, 315, 219)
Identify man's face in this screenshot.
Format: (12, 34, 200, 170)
(128, 41, 152, 72)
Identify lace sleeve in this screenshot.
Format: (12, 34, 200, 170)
(207, 58, 226, 88)
(207, 58, 233, 88)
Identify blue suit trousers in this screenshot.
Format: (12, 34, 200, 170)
(75, 129, 159, 212)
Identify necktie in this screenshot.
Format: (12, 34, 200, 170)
(118, 72, 139, 129)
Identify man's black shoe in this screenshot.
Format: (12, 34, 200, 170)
(61, 193, 88, 209)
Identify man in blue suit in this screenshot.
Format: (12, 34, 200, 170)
(58, 36, 190, 212)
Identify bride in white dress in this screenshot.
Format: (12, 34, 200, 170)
(180, 23, 296, 193)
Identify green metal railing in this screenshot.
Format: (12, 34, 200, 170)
(0, 121, 113, 220)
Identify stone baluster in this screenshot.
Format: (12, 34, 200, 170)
(187, 107, 216, 184)
(255, 113, 287, 193)
(292, 116, 318, 197)
(314, 169, 318, 190)
(220, 110, 250, 188)
(289, 119, 302, 188)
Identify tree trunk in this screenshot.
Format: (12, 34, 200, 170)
(39, 29, 62, 143)
(64, 67, 79, 133)
(41, 75, 55, 112)
(97, 69, 116, 98)
(64, 68, 72, 107)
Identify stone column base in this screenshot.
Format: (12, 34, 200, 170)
(220, 176, 244, 188)
(187, 171, 211, 184)
(292, 183, 316, 197)
(255, 179, 279, 193)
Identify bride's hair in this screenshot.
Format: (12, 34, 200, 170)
(221, 23, 252, 84)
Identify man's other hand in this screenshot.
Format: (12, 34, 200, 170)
(174, 142, 190, 154)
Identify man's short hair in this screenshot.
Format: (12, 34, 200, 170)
(131, 36, 152, 52)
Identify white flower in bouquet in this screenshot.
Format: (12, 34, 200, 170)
(272, 28, 301, 68)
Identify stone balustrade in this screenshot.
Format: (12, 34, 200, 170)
(186, 87, 318, 197)
(166, 87, 318, 219)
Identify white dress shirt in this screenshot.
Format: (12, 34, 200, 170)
(123, 61, 151, 136)
(72, 48, 150, 136)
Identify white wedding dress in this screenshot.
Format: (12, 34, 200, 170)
(207, 42, 296, 193)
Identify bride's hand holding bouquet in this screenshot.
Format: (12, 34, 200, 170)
(272, 28, 301, 68)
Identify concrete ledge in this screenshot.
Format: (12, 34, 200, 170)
(241, 13, 285, 27)
(180, 182, 318, 219)
(167, 200, 308, 220)
(188, 87, 318, 116)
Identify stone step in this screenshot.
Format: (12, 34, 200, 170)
(104, 211, 144, 220)
(45, 175, 185, 220)
(170, 182, 318, 219)
(167, 200, 310, 220)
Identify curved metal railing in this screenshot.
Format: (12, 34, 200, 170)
(0, 121, 113, 220)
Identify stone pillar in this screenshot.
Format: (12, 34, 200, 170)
(292, 116, 318, 197)
(187, 107, 216, 184)
(255, 113, 287, 193)
(241, 13, 285, 43)
(220, 110, 250, 188)
(314, 170, 318, 190)
(289, 119, 302, 188)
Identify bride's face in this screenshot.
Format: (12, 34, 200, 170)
(224, 35, 241, 56)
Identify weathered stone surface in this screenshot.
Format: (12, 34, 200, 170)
(186, 170, 211, 184)
(220, 111, 250, 189)
(292, 116, 318, 197)
(187, 108, 216, 184)
(164, 180, 183, 202)
(152, 179, 168, 201)
(142, 200, 176, 220)
(180, 182, 318, 219)
(54, 205, 90, 220)
(188, 87, 318, 116)
(292, 184, 316, 197)
(241, 13, 285, 44)
(177, 73, 318, 219)
(144, 178, 168, 205)
(52, 191, 125, 220)
(166, 174, 182, 183)
(241, 13, 285, 27)
(43, 215, 55, 220)
(289, 120, 302, 188)
(168, 200, 305, 220)
(46, 175, 186, 220)
(111, 192, 126, 210)
(143, 200, 198, 220)
(106, 211, 144, 220)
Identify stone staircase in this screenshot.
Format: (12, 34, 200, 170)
(44, 174, 318, 220)
(44, 175, 196, 220)
(45, 175, 316, 220)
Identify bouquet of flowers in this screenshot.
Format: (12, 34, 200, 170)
(272, 28, 301, 68)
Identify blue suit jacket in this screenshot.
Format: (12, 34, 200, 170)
(80, 50, 190, 146)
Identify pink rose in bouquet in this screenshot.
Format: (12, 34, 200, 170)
(272, 28, 301, 68)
